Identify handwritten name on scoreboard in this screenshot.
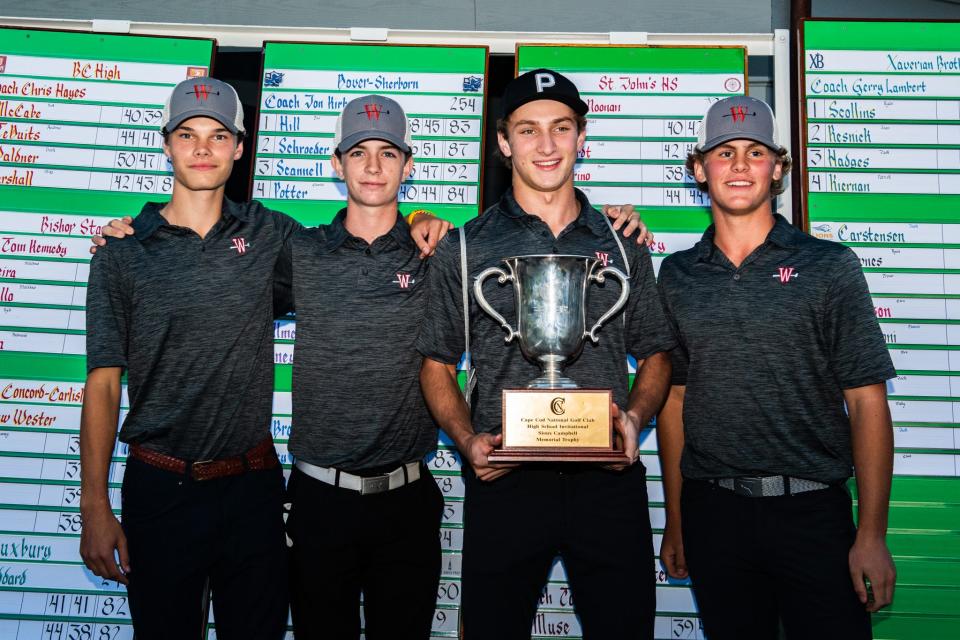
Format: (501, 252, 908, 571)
(252, 42, 488, 228)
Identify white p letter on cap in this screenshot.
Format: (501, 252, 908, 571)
(534, 72, 556, 93)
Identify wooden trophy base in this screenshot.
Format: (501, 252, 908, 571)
(487, 388, 630, 463)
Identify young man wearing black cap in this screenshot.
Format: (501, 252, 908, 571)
(656, 96, 897, 639)
(417, 69, 675, 639)
(79, 77, 293, 638)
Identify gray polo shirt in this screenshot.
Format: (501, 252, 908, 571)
(657, 214, 896, 484)
(416, 188, 676, 436)
(86, 199, 301, 460)
(277, 209, 437, 472)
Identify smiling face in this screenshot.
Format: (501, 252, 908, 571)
(332, 139, 413, 209)
(497, 99, 585, 196)
(162, 116, 242, 193)
(694, 139, 782, 216)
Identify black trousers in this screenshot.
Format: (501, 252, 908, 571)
(120, 457, 289, 640)
(681, 479, 873, 640)
(285, 464, 443, 640)
(460, 464, 656, 640)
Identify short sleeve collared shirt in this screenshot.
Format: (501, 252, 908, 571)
(281, 210, 437, 471)
(417, 188, 676, 435)
(86, 199, 301, 460)
(658, 214, 896, 483)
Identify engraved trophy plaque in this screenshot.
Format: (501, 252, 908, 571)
(474, 255, 630, 462)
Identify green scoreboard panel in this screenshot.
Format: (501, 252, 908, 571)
(802, 18, 960, 640)
(516, 44, 747, 640)
(0, 26, 214, 640)
(253, 42, 489, 228)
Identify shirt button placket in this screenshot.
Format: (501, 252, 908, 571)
(362, 247, 372, 278)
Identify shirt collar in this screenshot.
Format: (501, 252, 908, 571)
(498, 187, 609, 239)
(324, 208, 414, 253)
(696, 213, 797, 261)
(324, 208, 350, 251)
(130, 202, 166, 240)
(388, 212, 416, 251)
(767, 213, 799, 249)
(132, 198, 248, 240)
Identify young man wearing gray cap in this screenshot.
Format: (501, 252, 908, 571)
(79, 77, 292, 638)
(417, 69, 675, 638)
(656, 96, 897, 638)
(276, 94, 445, 639)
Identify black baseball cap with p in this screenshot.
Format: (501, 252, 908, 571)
(501, 68, 589, 120)
(161, 77, 245, 137)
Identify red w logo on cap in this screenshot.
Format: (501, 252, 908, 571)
(189, 84, 214, 102)
(363, 104, 383, 120)
(729, 105, 748, 122)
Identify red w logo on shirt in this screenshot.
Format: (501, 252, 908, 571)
(595, 251, 610, 267)
(772, 267, 798, 284)
(395, 272, 412, 288)
(230, 238, 249, 255)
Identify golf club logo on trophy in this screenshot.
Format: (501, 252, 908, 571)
(474, 254, 630, 462)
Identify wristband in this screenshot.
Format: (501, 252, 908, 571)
(406, 209, 432, 225)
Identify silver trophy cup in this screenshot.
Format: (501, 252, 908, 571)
(474, 255, 630, 389)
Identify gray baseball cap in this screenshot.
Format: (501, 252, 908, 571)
(696, 96, 785, 154)
(161, 77, 245, 136)
(334, 95, 412, 154)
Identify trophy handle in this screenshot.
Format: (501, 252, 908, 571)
(474, 266, 518, 343)
(585, 266, 630, 343)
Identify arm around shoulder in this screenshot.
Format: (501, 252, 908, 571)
(408, 210, 454, 259)
(270, 208, 305, 241)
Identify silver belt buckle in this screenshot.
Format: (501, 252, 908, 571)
(734, 477, 766, 497)
(360, 474, 390, 495)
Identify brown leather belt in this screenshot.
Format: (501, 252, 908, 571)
(129, 438, 279, 481)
